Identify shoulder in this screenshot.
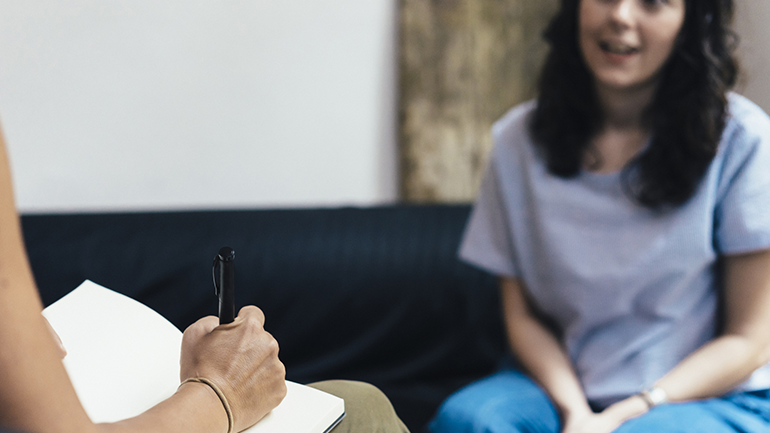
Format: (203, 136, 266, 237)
(491, 100, 537, 143)
(489, 100, 538, 166)
(712, 94, 770, 205)
(727, 93, 770, 123)
(723, 93, 770, 148)
(716, 94, 770, 168)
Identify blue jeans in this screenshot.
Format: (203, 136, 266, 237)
(429, 368, 770, 433)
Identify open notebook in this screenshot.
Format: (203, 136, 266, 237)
(42, 280, 345, 433)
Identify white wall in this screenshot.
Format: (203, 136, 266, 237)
(0, 0, 399, 213)
(735, 0, 770, 114)
(0, 1, 768, 213)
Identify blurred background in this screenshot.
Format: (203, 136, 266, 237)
(0, 0, 767, 214)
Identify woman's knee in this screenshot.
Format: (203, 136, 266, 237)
(430, 390, 483, 432)
(614, 396, 770, 433)
(429, 373, 560, 433)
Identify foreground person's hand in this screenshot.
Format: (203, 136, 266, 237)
(180, 306, 287, 432)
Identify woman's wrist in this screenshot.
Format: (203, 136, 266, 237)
(604, 395, 649, 423)
(177, 379, 231, 433)
(97, 380, 231, 433)
(638, 386, 668, 409)
(559, 400, 594, 424)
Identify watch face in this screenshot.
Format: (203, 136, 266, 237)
(648, 387, 668, 405)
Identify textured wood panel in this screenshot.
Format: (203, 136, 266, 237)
(399, 0, 557, 202)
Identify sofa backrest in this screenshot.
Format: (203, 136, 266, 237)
(22, 204, 506, 430)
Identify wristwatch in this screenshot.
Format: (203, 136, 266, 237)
(639, 386, 668, 408)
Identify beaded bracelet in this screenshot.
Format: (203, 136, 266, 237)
(180, 377, 234, 433)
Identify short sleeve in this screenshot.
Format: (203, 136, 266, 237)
(458, 159, 520, 277)
(714, 109, 770, 254)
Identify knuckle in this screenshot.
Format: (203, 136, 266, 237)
(184, 316, 218, 338)
(240, 305, 266, 323)
(182, 324, 202, 341)
(253, 307, 267, 324)
(242, 316, 265, 333)
(264, 335, 280, 355)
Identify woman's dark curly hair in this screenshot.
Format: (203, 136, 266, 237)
(530, 0, 739, 208)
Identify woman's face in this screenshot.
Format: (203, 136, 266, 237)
(579, 0, 686, 93)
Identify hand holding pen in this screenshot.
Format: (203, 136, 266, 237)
(179, 246, 286, 431)
(181, 306, 287, 431)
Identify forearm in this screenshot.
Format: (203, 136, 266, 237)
(0, 257, 231, 433)
(655, 250, 770, 403)
(0, 137, 233, 433)
(500, 278, 591, 419)
(655, 334, 770, 402)
(603, 250, 770, 427)
(98, 382, 228, 433)
(594, 334, 770, 429)
(0, 172, 97, 432)
(558, 332, 770, 432)
(506, 315, 592, 418)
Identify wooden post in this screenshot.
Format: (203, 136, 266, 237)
(399, 0, 558, 202)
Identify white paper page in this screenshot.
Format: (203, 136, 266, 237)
(43, 280, 344, 432)
(43, 280, 183, 422)
(246, 381, 344, 433)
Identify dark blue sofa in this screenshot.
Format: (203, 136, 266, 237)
(21, 204, 506, 432)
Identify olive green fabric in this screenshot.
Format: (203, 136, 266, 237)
(308, 380, 410, 433)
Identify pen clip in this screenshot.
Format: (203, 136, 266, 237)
(212, 256, 221, 297)
(213, 247, 235, 297)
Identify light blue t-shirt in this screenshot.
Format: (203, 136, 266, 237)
(459, 93, 770, 404)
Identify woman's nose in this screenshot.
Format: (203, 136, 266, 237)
(609, 0, 635, 30)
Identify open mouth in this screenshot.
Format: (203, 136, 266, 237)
(599, 41, 640, 55)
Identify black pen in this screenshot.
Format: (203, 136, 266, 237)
(214, 246, 236, 325)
